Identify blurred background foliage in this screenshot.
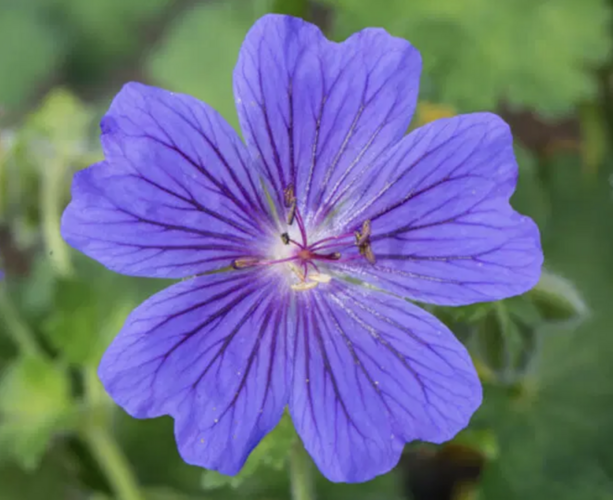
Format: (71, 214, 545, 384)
(0, 0, 612, 499)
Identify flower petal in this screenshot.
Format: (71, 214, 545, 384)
(62, 82, 271, 278)
(234, 14, 421, 214)
(336, 113, 543, 305)
(290, 281, 481, 483)
(98, 271, 291, 474)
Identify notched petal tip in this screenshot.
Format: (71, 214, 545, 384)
(335, 112, 543, 306)
(63, 77, 269, 279)
(98, 273, 292, 475)
(234, 11, 423, 215)
(289, 282, 481, 483)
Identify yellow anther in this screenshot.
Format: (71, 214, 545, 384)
(361, 243, 376, 264)
(232, 257, 260, 269)
(286, 200, 297, 225)
(355, 219, 372, 246)
(284, 185, 296, 207)
(355, 219, 375, 264)
(309, 273, 332, 283)
(288, 263, 306, 281)
(291, 281, 319, 291)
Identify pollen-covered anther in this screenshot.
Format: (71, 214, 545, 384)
(355, 219, 376, 264)
(231, 257, 261, 269)
(288, 263, 306, 281)
(284, 184, 297, 225)
(280, 232, 290, 245)
(291, 281, 319, 291)
(360, 243, 376, 264)
(286, 201, 297, 225)
(355, 219, 371, 246)
(283, 184, 295, 207)
(309, 273, 332, 283)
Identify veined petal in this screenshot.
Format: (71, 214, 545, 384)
(62, 83, 271, 279)
(336, 113, 543, 305)
(290, 281, 481, 483)
(234, 14, 421, 215)
(99, 271, 292, 474)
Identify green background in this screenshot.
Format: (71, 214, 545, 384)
(0, 0, 612, 499)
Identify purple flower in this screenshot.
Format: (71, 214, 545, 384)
(61, 15, 542, 482)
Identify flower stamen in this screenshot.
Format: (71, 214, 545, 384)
(284, 184, 308, 245)
(231, 257, 261, 269)
(309, 273, 332, 283)
(291, 281, 319, 291)
(355, 219, 376, 264)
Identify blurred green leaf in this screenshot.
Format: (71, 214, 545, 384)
(15, 255, 57, 318)
(27, 88, 93, 156)
(528, 270, 588, 324)
(325, 0, 611, 114)
(0, 6, 65, 111)
(452, 428, 499, 462)
(473, 303, 540, 383)
(511, 319, 539, 376)
(0, 457, 76, 500)
(42, 268, 139, 365)
(272, 0, 308, 17)
(580, 101, 608, 178)
(201, 412, 295, 490)
(0, 355, 73, 469)
(474, 156, 613, 499)
(141, 488, 206, 500)
(512, 144, 551, 230)
(147, 0, 273, 131)
(475, 306, 507, 375)
(59, 0, 172, 78)
(505, 295, 542, 327)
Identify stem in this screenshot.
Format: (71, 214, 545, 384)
(290, 439, 314, 500)
(41, 159, 72, 277)
(84, 427, 144, 500)
(0, 286, 41, 356)
(82, 366, 144, 500)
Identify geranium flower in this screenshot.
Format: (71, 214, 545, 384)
(61, 14, 542, 482)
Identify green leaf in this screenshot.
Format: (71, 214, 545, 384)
(474, 307, 507, 375)
(141, 488, 206, 500)
(16, 256, 57, 318)
(324, 0, 611, 114)
(42, 267, 140, 365)
(0, 458, 75, 500)
(272, 0, 309, 17)
(452, 428, 499, 461)
(510, 319, 539, 376)
(506, 295, 542, 326)
(59, 0, 172, 78)
(201, 411, 295, 490)
(147, 0, 274, 131)
(26, 88, 93, 157)
(0, 356, 73, 469)
(0, 7, 65, 111)
(512, 144, 551, 230)
(579, 101, 608, 178)
(528, 270, 588, 324)
(473, 303, 540, 383)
